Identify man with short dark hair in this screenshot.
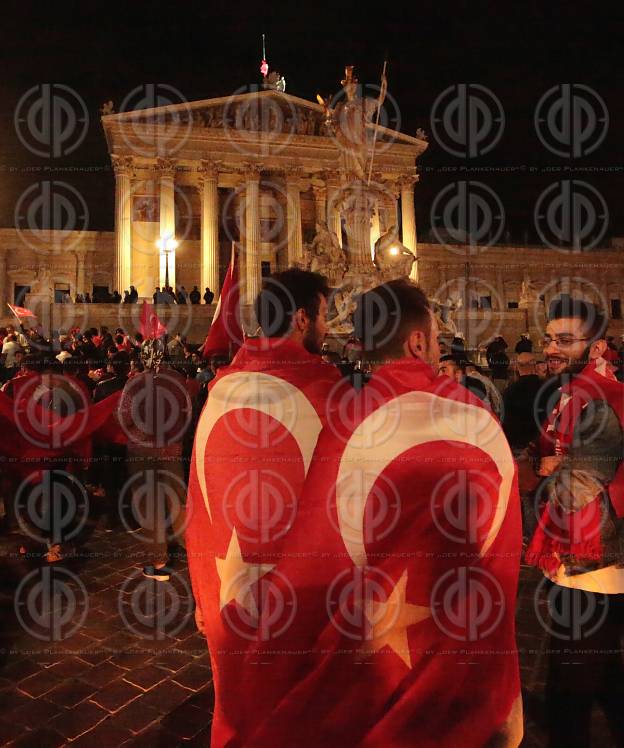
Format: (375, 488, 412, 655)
(203, 287, 214, 304)
(213, 279, 522, 747)
(439, 353, 488, 402)
(186, 267, 343, 748)
(189, 285, 201, 304)
(525, 297, 624, 747)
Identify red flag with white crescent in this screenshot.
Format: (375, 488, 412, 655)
(201, 244, 243, 359)
(7, 303, 36, 320)
(139, 300, 167, 339)
(192, 356, 522, 747)
(185, 337, 346, 747)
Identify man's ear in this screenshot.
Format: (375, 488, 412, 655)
(293, 308, 307, 332)
(590, 338, 607, 360)
(405, 328, 426, 357)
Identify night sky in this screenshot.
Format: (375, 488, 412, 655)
(0, 0, 623, 240)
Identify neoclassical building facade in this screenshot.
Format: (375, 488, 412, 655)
(1, 81, 623, 344)
(101, 87, 426, 303)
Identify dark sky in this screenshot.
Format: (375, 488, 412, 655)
(0, 0, 623, 240)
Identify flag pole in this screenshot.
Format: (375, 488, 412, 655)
(367, 60, 388, 187)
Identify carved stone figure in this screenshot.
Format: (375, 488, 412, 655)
(318, 66, 385, 183)
(308, 221, 347, 285)
(373, 224, 415, 279)
(327, 286, 359, 334)
(519, 274, 538, 307)
(431, 297, 459, 337)
(31, 266, 54, 297)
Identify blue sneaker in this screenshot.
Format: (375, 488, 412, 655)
(142, 565, 172, 581)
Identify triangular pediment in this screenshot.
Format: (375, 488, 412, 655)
(102, 89, 426, 148)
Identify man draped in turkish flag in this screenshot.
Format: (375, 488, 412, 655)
(186, 269, 345, 747)
(231, 280, 523, 747)
(188, 276, 522, 747)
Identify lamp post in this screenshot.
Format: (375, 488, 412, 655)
(157, 236, 178, 289)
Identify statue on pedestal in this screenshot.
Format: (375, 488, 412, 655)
(317, 66, 385, 184)
(30, 266, 54, 299)
(304, 221, 347, 286)
(373, 224, 415, 280)
(519, 274, 538, 307)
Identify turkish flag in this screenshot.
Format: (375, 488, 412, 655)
(201, 244, 243, 359)
(139, 300, 167, 339)
(0, 376, 123, 471)
(189, 355, 522, 747)
(186, 337, 346, 746)
(7, 303, 36, 320)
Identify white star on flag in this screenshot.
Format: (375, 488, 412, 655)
(360, 569, 431, 668)
(216, 529, 275, 621)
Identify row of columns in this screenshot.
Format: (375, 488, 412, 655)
(112, 154, 418, 302)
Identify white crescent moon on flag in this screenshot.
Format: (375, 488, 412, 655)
(194, 372, 323, 520)
(336, 391, 515, 567)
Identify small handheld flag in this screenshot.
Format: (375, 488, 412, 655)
(7, 303, 36, 321)
(201, 242, 243, 359)
(139, 301, 167, 340)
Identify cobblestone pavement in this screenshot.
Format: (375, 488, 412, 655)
(0, 524, 615, 746)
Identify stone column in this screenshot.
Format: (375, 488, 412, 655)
(601, 272, 610, 313)
(244, 165, 262, 305)
(370, 203, 381, 256)
(158, 158, 177, 290)
(493, 269, 505, 311)
(0, 248, 7, 311)
(326, 171, 343, 247)
(75, 249, 87, 297)
(311, 180, 327, 226)
(285, 167, 303, 266)
(381, 180, 400, 233)
(400, 175, 418, 282)
(342, 184, 375, 275)
(199, 160, 220, 300)
(112, 155, 133, 296)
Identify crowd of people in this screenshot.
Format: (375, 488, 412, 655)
(58, 285, 216, 305)
(1, 269, 623, 747)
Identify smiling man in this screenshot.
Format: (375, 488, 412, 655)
(526, 296, 624, 748)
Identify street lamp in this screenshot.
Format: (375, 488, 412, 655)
(157, 236, 178, 289)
